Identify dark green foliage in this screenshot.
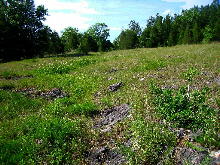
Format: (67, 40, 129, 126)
(192, 23, 201, 43)
(214, 18, 220, 40)
(182, 25, 192, 44)
(61, 27, 81, 52)
(168, 31, 175, 46)
(87, 23, 110, 52)
(78, 34, 90, 55)
(0, 0, 49, 61)
(119, 30, 138, 49)
(136, 1, 220, 49)
(129, 20, 142, 36)
(202, 25, 215, 43)
(112, 37, 120, 50)
(37, 26, 64, 55)
(140, 28, 152, 47)
(48, 31, 64, 54)
(150, 84, 216, 129)
(149, 83, 219, 147)
(0, 115, 93, 164)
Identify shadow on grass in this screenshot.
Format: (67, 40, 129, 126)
(43, 52, 99, 59)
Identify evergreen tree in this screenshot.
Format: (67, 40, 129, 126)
(163, 15, 172, 46)
(192, 23, 201, 43)
(129, 20, 142, 36)
(119, 30, 138, 49)
(214, 19, 220, 40)
(182, 25, 192, 44)
(168, 31, 175, 46)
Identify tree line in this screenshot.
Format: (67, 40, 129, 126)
(115, 0, 220, 49)
(0, 0, 219, 62)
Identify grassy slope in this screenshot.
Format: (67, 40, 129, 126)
(0, 43, 219, 164)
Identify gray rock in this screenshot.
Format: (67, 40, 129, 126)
(108, 82, 123, 92)
(14, 88, 68, 99)
(87, 146, 126, 165)
(109, 68, 118, 73)
(94, 104, 130, 131)
(215, 77, 220, 86)
(41, 88, 67, 99)
(174, 147, 209, 165)
(210, 150, 220, 165)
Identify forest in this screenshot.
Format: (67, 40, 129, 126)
(0, 0, 220, 62)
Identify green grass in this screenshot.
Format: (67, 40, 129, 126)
(0, 43, 219, 164)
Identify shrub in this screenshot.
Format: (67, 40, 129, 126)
(124, 115, 176, 164)
(149, 83, 219, 147)
(182, 67, 199, 82)
(202, 25, 214, 43)
(150, 84, 216, 129)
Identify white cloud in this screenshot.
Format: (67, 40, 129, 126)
(35, 0, 98, 14)
(46, 12, 91, 34)
(34, 0, 99, 33)
(162, 0, 213, 9)
(162, 9, 172, 15)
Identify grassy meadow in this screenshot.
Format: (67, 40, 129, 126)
(0, 43, 220, 164)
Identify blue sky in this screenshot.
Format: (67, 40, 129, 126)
(35, 0, 213, 41)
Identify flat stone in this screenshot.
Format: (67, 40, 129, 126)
(87, 146, 126, 165)
(108, 82, 123, 92)
(174, 147, 209, 165)
(94, 104, 130, 131)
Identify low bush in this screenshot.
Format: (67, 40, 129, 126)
(182, 67, 200, 82)
(123, 115, 176, 164)
(149, 83, 219, 147)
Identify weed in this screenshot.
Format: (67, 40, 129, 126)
(0, 115, 94, 164)
(150, 84, 215, 129)
(0, 90, 42, 121)
(133, 60, 166, 72)
(37, 58, 96, 74)
(182, 67, 200, 82)
(0, 71, 19, 79)
(46, 98, 98, 117)
(124, 115, 176, 164)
